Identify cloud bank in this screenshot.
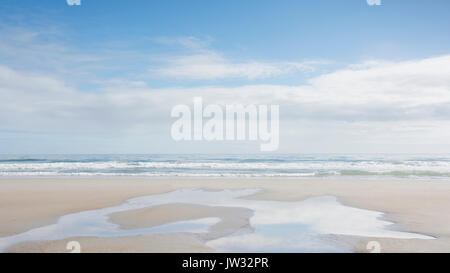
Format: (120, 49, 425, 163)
(1, 27, 450, 153)
(2, 55, 450, 132)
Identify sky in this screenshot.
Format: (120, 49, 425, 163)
(0, 0, 450, 154)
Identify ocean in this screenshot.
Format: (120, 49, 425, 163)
(0, 154, 450, 179)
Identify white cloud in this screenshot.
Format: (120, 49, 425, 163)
(0, 26, 105, 82)
(153, 36, 213, 50)
(152, 51, 319, 80)
(149, 36, 322, 80)
(2, 46, 450, 152)
(2, 54, 450, 126)
(0, 28, 319, 83)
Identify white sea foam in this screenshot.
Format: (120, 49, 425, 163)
(0, 171, 325, 177)
(1, 158, 450, 178)
(2, 160, 450, 170)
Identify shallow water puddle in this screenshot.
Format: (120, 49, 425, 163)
(0, 188, 433, 252)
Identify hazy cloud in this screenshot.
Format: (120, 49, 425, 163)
(149, 36, 323, 80)
(152, 51, 320, 80)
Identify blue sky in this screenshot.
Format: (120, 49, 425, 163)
(4, 1, 450, 59)
(1, 0, 450, 154)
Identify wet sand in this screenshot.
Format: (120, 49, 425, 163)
(1, 177, 449, 252)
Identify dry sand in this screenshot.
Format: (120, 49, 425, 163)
(1, 177, 449, 252)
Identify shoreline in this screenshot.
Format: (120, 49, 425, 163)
(1, 177, 450, 252)
(1, 175, 449, 180)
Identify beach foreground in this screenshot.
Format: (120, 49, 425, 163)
(0, 178, 449, 253)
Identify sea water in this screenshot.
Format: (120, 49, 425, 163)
(0, 188, 433, 252)
(1, 154, 450, 178)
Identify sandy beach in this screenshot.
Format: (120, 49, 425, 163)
(1, 177, 450, 253)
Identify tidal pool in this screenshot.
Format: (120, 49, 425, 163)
(0, 188, 433, 252)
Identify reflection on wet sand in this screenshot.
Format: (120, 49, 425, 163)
(0, 188, 433, 252)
